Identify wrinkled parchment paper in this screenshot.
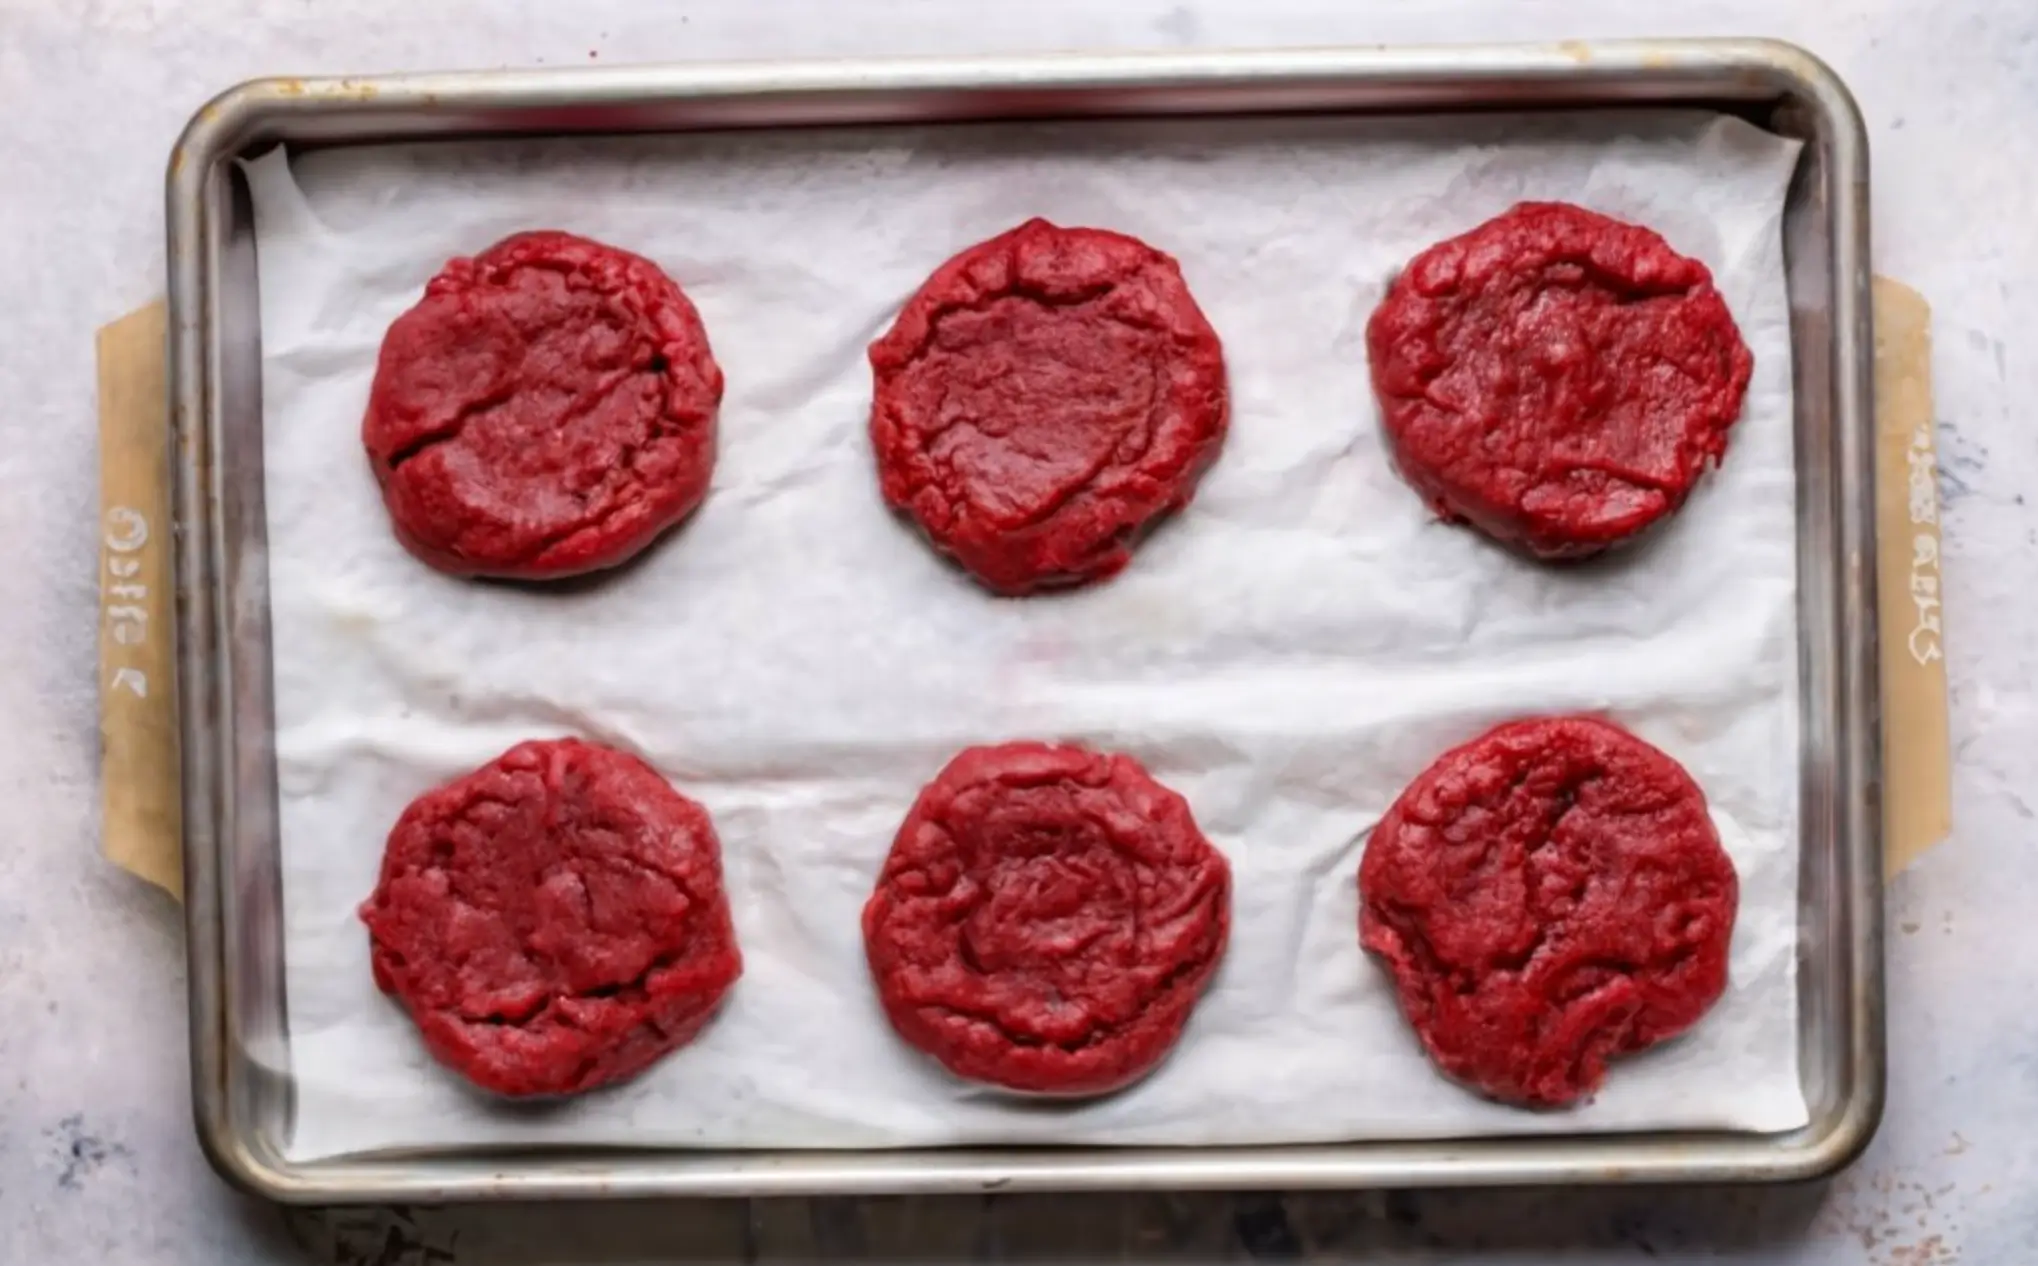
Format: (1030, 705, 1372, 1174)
(246, 111, 1807, 1161)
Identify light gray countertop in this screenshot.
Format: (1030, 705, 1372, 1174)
(4, 1, 2030, 1262)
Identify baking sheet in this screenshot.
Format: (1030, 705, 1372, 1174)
(246, 111, 1807, 1162)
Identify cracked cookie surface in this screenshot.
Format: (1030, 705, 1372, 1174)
(359, 738, 741, 1097)
(363, 230, 722, 579)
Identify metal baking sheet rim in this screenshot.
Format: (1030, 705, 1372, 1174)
(164, 38, 1881, 1203)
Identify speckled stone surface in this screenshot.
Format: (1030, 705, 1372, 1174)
(4, 1, 2032, 1262)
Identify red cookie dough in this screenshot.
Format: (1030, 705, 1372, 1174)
(1358, 716, 1738, 1108)
(363, 230, 723, 579)
(862, 741, 1231, 1094)
(868, 218, 1229, 595)
(1366, 202, 1753, 558)
(359, 738, 742, 1097)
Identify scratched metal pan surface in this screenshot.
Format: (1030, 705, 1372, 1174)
(164, 38, 1880, 1203)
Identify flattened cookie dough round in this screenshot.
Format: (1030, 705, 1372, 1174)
(360, 738, 742, 1097)
(862, 741, 1231, 1095)
(1366, 202, 1752, 558)
(363, 230, 723, 579)
(1359, 715, 1738, 1108)
(869, 218, 1229, 595)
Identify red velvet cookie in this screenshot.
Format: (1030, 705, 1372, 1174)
(862, 741, 1231, 1094)
(1359, 716, 1738, 1107)
(869, 219, 1229, 594)
(1366, 202, 1752, 558)
(363, 230, 722, 579)
(360, 738, 741, 1097)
